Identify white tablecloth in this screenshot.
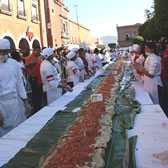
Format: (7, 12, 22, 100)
(131, 81, 153, 105)
(1, 69, 167, 168)
(0, 68, 106, 166)
(129, 82, 168, 168)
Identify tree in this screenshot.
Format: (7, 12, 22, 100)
(108, 43, 116, 49)
(142, 18, 160, 40)
(144, 9, 153, 20)
(154, 0, 168, 37)
(139, 21, 149, 36)
(138, 18, 160, 40)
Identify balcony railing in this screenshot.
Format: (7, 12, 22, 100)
(61, 31, 69, 39)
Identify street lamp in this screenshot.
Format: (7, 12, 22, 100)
(73, 4, 81, 43)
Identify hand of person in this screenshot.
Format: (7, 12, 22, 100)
(61, 82, 67, 88)
(133, 63, 144, 72)
(64, 85, 73, 92)
(24, 100, 32, 118)
(0, 114, 4, 127)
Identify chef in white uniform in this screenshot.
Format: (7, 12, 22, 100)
(75, 55, 85, 82)
(40, 48, 72, 105)
(134, 42, 162, 104)
(0, 39, 30, 137)
(66, 51, 80, 87)
(94, 48, 102, 69)
(85, 47, 94, 75)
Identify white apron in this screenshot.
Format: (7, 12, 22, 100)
(144, 75, 162, 104)
(144, 53, 162, 104)
(0, 93, 26, 137)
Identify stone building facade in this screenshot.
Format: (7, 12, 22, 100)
(0, 0, 47, 55)
(0, 0, 99, 51)
(117, 23, 141, 47)
(69, 19, 98, 46)
(44, 0, 69, 47)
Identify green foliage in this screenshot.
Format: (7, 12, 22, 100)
(139, 21, 149, 36)
(139, 0, 168, 40)
(142, 18, 160, 40)
(108, 43, 116, 49)
(144, 9, 153, 20)
(154, 0, 168, 37)
(132, 36, 144, 44)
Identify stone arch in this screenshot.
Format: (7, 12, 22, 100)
(3, 36, 16, 52)
(18, 38, 30, 57)
(32, 39, 40, 49)
(31, 36, 41, 48)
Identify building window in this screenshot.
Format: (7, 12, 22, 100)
(32, 0, 38, 21)
(125, 33, 130, 41)
(63, 23, 66, 32)
(54, 0, 59, 5)
(0, 0, 11, 12)
(61, 20, 67, 33)
(51, 7, 55, 14)
(18, 0, 25, 16)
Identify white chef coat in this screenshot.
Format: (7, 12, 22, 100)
(144, 53, 162, 104)
(136, 54, 145, 64)
(94, 54, 102, 69)
(66, 60, 80, 86)
(75, 57, 85, 80)
(0, 58, 27, 98)
(0, 58, 27, 137)
(101, 54, 108, 64)
(85, 53, 93, 71)
(135, 54, 145, 82)
(18, 62, 27, 86)
(40, 60, 62, 104)
(131, 53, 136, 63)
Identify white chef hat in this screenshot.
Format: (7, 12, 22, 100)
(71, 47, 79, 53)
(133, 44, 140, 52)
(66, 51, 76, 60)
(86, 46, 90, 51)
(79, 42, 87, 50)
(0, 39, 10, 50)
(41, 48, 54, 59)
(128, 46, 133, 52)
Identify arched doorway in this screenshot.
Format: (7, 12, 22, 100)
(32, 39, 40, 49)
(4, 36, 16, 52)
(19, 38, 30, 57)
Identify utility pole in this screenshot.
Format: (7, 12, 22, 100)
(73, 4, 81, 43)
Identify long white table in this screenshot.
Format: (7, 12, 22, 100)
(129, 82, 168, 168)
(1, 66, 168, 167)
(0, 67, 106, 167)
(131, 81, 153, 105)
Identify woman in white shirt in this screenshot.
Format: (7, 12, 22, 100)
(134, 42, 162, 104)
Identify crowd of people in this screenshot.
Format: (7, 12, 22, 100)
(0, 39, 119, 137)
(128, 38, 168, 116)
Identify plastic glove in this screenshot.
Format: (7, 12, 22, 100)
(64, 85, 73, 92)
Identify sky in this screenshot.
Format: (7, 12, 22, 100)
(64, 0, 154, 38)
